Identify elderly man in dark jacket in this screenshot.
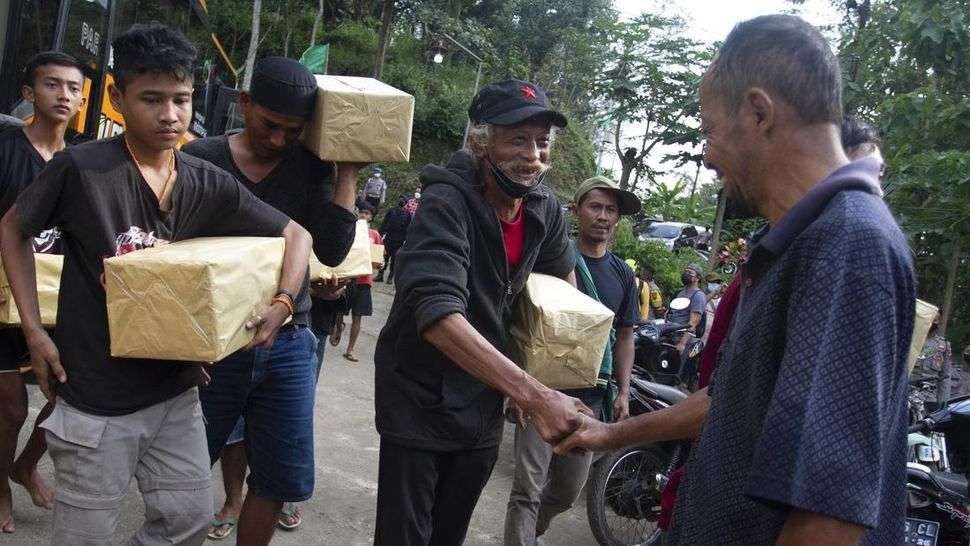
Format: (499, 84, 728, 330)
(373, 80, 591, 545)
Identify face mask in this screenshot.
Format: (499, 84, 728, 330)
(708, 282, 720, 293)
(487, 157, 544, 199)
(681, 273, 693, 286)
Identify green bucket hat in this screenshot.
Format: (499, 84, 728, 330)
(574, 175, 641, 216)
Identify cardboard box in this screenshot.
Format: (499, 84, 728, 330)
(302, 75, 414, 163)
(908, 298, 939, 373)
(310, 220, 373, 281)
(0, 254, 63, 327)
(104, 237, 284, 362)
(510, 274, 614, 389)
(371, 244, 385, 269)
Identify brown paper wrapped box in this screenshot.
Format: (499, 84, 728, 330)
(104, 237, 284, 362)
(302, 75, 415, 163)
(371, 244, 385, 269)
(510, 273, 614, 389)
(907, 298, 939, 373)
(0, 254, 63, 327)
(310, 220, 373, 281)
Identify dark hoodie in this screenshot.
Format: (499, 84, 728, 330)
(374, 150, 575, 451)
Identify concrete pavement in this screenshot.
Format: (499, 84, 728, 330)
(7, 282, 599, 545)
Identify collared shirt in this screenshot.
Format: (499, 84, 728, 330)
(668, 158, 915, 545)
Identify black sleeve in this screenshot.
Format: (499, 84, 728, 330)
(16, 150, 75, 236)
(205, 175, 291, 237)
(532, 194, 575, 278)
(617, 262, 639, 328)
(306, 165, 356, 266)
(393, 184, 470, 334)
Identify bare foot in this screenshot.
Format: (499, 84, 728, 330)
(11, 466, 54, 510)
(0, 482, 14, 533)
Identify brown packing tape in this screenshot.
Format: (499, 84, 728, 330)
(302, 75, 415, 163)
(104, 237, 284, 362)
(310, 220, 373, 281)
(0, 254, 63, 327)
(510, 273, 615, 389)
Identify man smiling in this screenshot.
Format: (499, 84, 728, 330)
(373, 79, 590, 545)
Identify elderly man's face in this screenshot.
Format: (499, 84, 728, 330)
(700, 82, 757, 217)
(487, 120, 553, 185)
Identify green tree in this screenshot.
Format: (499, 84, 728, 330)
(594, 14, 709, 191)
(839, 0, 970, 344)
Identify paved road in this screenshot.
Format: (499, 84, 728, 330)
(8, 282, 600, 545)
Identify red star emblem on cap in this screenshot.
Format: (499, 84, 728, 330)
(521, 85, 537, 99)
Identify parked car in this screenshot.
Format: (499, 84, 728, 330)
(636, 222, 701, 251)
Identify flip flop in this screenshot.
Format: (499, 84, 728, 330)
(343, 352, 359, 362)
(329, 324, 343, 346)
(207, 518, 237, 540)
(277, 503, 303, 531)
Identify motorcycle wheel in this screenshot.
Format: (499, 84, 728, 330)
(587, 444, 669, 546)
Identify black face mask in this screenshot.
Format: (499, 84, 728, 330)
(681, 273, 693, 286)
(487, 158, 544, 199)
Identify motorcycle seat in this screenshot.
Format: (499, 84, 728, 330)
(934, 471, 968, 498)
(658, 322, 688, 337)
(632, 377, 688, 405)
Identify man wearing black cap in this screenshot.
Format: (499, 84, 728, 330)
(504, 175, 640, 545)
(372, 79, 590, 545)
(182, 56, 362, 543)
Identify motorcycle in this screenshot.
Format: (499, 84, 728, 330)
(586, 297, 700, 546)
(906, 396, 970, 546)
(586, 366, 689, 546)
(909, 377, 949, 472)
(634, 297, 705, 390)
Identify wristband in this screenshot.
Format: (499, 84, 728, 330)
(272, 295, 295, 317)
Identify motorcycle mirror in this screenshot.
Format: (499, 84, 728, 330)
(669, 297, 691, 311)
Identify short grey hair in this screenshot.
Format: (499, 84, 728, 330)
(705, 14, 842, 124)
(465, 122, 560, 157)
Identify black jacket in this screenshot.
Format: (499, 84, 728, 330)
(374, 150, 574, 451)
(380, 206, 411, 247)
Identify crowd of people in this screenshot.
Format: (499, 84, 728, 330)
(0, 11, 964, 546)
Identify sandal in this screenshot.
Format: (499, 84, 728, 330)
(277, 503, 303, 531)
(343, 352, 359, 362)
(207, 518, 238, 540)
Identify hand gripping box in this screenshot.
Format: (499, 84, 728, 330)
(104, 237, 284, 362)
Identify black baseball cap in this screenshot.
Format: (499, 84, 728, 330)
(249, 57, 317, 118)
(468, 79, 567, 128)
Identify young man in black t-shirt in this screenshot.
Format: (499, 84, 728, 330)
(504, 176, 640, 545)
(0, 51, 86, 535)
(0, 25, 312, 545)
(182, 56, 361, 539)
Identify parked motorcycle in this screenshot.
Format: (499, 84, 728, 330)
(586, 365, 688, 546)
(906, 396, 970, 546)
(635, 297, 704, 390)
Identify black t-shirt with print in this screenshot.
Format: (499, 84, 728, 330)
(0, 128, 63, 369)
(181, 132, 357, 326)
(15, 135, 290, 416)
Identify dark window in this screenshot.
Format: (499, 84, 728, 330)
(2, 0, 59, 113)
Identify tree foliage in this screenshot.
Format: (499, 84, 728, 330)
(839, 0, 970, 345)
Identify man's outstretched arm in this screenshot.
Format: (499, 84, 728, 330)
(425, 313, 593, 444)
(555, 387, 710, 454)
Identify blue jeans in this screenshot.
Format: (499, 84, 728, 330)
(200, 326, 317, 502)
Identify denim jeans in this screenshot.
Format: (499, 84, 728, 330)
(200, 326, 317, 502)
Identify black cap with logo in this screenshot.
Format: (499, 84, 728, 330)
(468, 79, 567, 128)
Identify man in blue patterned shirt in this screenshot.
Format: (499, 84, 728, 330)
(557, 14, 915, 546)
